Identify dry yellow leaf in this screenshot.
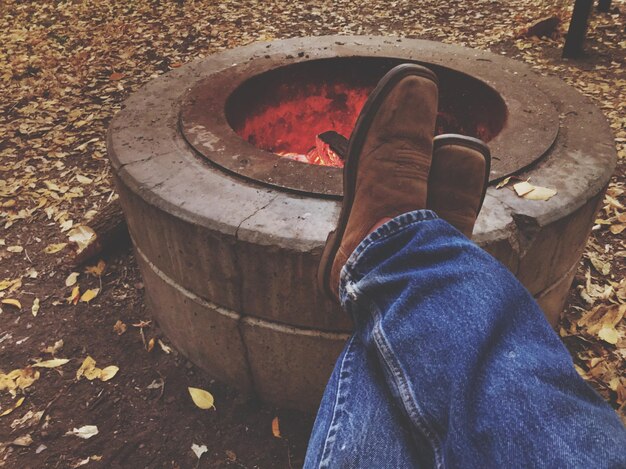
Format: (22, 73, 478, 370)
(513, 181, 534, 196)
(495, 176, 511, 189)
(80, 288, 99, 303)
(0, 278, 22, 293)
(147, 337, 155, 352)
(44, 243, 67, 254)
(513, 181, 557, 201)
(523, 185, 557, 201)
(32, 358, 70, 368)
(65, 272, 79, 287)
(1, 299, 21, 310)
(609, 224, 625, 235)
(0, 397, 25, 417)
(99, 366, 119, 382)
(31, 298, 40, 317)
(67, 285, 80, 305)
(598, 326, 619, 345)
(7, 246, 23, 253)
(272, 416, 281, 438)
(0, 278, 19, 291)
(0, 373, 17, 393)
(12, 368, 40, 390)
(11, 434, 33, 447)
(578, 304, 625, 335)
(188, 387, 215, 410)
(44, 181, 61, 192)
(75, 174, 93, 184)
(76, 356, 98, 380)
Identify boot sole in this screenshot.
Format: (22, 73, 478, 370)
(432, 134, 492, 211)
(317, 63, 439, 301)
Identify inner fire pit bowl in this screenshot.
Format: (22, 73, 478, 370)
(108, 36, 615, 411)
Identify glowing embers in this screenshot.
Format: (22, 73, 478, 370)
(279, 131, 347, 167)
(236, 83, 369, 167)
(234, 81, 495, 168)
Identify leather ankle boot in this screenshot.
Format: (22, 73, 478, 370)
(427, 134, 491, 238)
(318, 64, 439, 301)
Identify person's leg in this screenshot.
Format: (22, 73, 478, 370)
(338, 210, 626, 468)
(304, 335, 426, 469)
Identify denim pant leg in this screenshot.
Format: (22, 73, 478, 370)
(304, 334, 424, 469)
(330, 210, 626, 468)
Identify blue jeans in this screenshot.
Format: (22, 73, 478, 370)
(305, 210, 626, 468)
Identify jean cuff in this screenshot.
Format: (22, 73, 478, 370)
(339, 209, 439, 304)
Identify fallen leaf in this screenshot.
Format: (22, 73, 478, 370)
(191, 443, 208, 460)
(68, 225, 96, 253)
(44, 243, 67, 254)
(513, 181, 534, 196)
(513, 181, 557, 201)
(85, 260, 106, 277)
(147, 337, 155, 352)
(65, 425, 98, 439)
(2, 368, 40, 393)
(523, 185, 557, 201)
(109, 72, 125, 81)
(65, 272, 79, 287)
(75, 175, 93, 184)
(99, 365, 119, 382)
(71, 458, 91, 468)
(158, 339, 172, 354)
(0, 278, 22, 292)
(0, 397, 25, 417)
(32, 358, 70, 368)
(43, 339, 64, 355)
(496, 176, 511, 189)
(60, 219, 73, 232)
(31, 298, 40, 317)
(588, 253, 611, 276)
(1, 298, 21, 310)
(11, 434, 33, 447)
(272, 416, 281, 438)
(7, 245, 23, 253)
(188, 387, 215, 410)
(598, 326, 619, 344)
(80, 288, 99, 303)
(67, 285, 80, 305)
(44, 181, 61, 192)
(10, 410, 43, 430)
(113, 320, 127, 335)
(76, 356, 98, 380)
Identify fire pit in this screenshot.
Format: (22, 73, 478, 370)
(108, 36, 615, 411)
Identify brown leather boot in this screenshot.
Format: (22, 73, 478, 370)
(317, 64, 439, 301)
(427, 134, 491, 238)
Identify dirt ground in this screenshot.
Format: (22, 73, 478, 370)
(1, 1, 624, 467)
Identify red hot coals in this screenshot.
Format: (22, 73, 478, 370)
(234, 82, 493, 168)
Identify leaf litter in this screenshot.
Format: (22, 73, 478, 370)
(0, 0, 623, 464)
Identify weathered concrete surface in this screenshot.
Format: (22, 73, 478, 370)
(108, 36, 615, 411)
(241, 317, 349, 410)
(135, 247, 253, 392)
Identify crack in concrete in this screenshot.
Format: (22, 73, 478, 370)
(232, 193, 280, 398)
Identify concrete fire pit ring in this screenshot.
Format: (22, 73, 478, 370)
(108, 36, 615, 411)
